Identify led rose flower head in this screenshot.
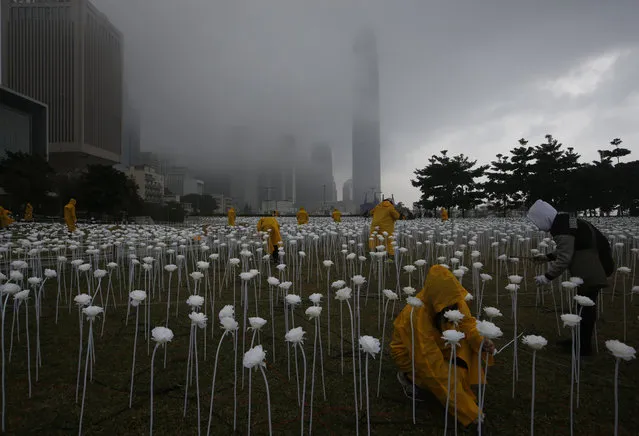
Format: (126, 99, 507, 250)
(218, 305, 234, 321)
(406, 296, 423, 308)
(164, 264, 177, 273)
(335, 287, 352, 301)
(44, 269, 57, 279)
(276, 264, 287, 272)
(129, 290, 147, 307)
(323, 260, 334, 268)
(359, 336, 381, 357)
(151, 326, 174, 345)
(78, 264, 91, 272)
(476, 320, 503, 339)
(82, 305, 104, 321)
(464, 293, 474, 302)
(279, 281, 293, 291)
(617, 266, 631, 274)
(249, 317, 267, 331)
(570, 277, 584, 286)
(505, 283, 520, 292)
(414, 259, 426, 267)
(452, 269, 465, 279)
(229, 258, 241, 267)
(561, 314, 582, 327)
(285, 294, 302, 307)
(473, 262, 483, 270)
(403, 265, 416, 274)
(243, 345, 267, 369)
(305, 306, 322, 319)
(220, 316, 239, 332)
(483, 306, 502, 320)
(27, 277, 42, 287)
(189, 312, 208, 329)
(9, 271, 23, 282)
(107, 262, 118, 270)
(522, 335, 548, 351)
(574, 295, 595, 307)
(605, 340, 636, 361)
(561, 281, 577, 290)
(239, 272, 253, 281)
(285, 326, 306, 344)
(267, 277, 280, 287)
(0, 283, 20, 296)
(402, 286, 416, 296)
(352, 275, 366, 286)
(309, 293, 323, 305)
(442, 329, 466, 345)
(74, 293, 92, 307)
(187, 295, 205, 309)
(331, 280, 346, 289)
(197, 261, 210, 270)
(14, 289, 30, 301)
(190, 271, 204, 281)
(444, 309, 465, 325)
(382, 289, 398, 300)
(508, 275, 523, 284)
(480, 274, 493, 282)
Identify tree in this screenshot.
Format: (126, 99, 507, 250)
(78, 165, 142, 217)
(0, 151, 53, 211)
(181, 194, 218, 216)
(599, 138, 630, 164)
(411, 150, 488, 216)
(484, 153, 513, 216)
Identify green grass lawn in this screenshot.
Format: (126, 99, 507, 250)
(3, 267, 638, 435)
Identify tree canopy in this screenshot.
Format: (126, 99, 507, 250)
(0, 151, 53, 210)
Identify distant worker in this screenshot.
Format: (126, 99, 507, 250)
(369, 198, 400, 256)
(272, 210, 280, 217)
(296, 207, 309, 225)
(257, 213, 282, 263)
(24, 203, 33, 222)
(441, 208, 449, 222)
(64, 198, 77, 233)
(0, 206, 14, 229)
(227, 207, 236, 226)
(332, 208, 342, 223)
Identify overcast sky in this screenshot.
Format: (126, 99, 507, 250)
(95, 0, 639, 206)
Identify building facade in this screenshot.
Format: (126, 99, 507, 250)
(0, 85, 48, 158)
(165, 166, 204, 196)
(352, 28, 381, 207)
(128, 165, 163, 204)
(1, 0, 123, 171)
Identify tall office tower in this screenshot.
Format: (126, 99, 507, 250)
(342, 179, 353, 202)
(279, 135, 296, 203)
(1, 0, 123, 170)
(352, 28, 381, 207)
(311, 142, 336, 203)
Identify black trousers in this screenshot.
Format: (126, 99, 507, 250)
(578, 286, 600, 352)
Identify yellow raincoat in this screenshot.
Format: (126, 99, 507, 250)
(64, 199, 77, 232)
(368, 200, 400, 255)
(227, 207, 236, 226)
(441, 208, 449, 222)
(332, 209, 341, 223)
(390, 265, 493, 427)
(24, 203, 33, 222)
(0, 207, 14, 228)
(257, 216, 282, 254)
(296, 208, 309, 225)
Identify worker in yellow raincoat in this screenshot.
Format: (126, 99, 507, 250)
(272, 210, 280, 217)
(332, 208, 341, 223)
(296, 207, 309, 225)
(257, 214, 282, 263)
(368, 199, 400, 255)
(390, 265, 495, 427)
(64, 198, 77, 233)
(227, 207, 236, 226)
(24, 203, 33, 222)
(441, 208, 449, 222)
(0, 206, 14, 228)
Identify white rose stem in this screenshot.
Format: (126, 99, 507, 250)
(164, 271, 173, 367)
(477, 338, 485, 435)
(234, 330, 238, 432)
(75, 306, 84, 403)
(377, 297, 391, 397)
(364, 351, 372, 436)
(269, 286, 276, 363)
(530, 349, 538, 436)
(297, 341, 308, 436)
(443, 341, 453, 435)
(326, 270, 331, 354)
(340, 300, 344, 375)
(309, 316, 318, 435)
(259, 365, 273, 436)
(241, 280, 249, 389)
(183, 323, 194, 416)
(291, 305, 301, 407)
(512, 289, 519, 398)
(149, 342, 160, 436)
(410, 307, 416, 424)
(1, 293, 10, 432)
(356, 284, 363, 407)
(570, 326, 576, 436)
(129, 304, 140, 408)
(345, 299, 360, 436)
(78, 318, 94, 436)
(613, 357, 620, 436)
(206, 330, 229, 436)
(317, 314, 327, 400)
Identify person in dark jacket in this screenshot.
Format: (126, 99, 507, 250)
(527, 199, 613, 356)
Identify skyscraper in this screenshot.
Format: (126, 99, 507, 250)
(352, 28, 381, 207)
(1, 0, 123, 171)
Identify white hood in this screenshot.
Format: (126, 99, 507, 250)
(527, 200, 557, 232)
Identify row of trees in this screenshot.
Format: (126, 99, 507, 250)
(412, 135, 639, 216)
(0, 152, 218, 222)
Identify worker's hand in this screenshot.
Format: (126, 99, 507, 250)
(535, 275, 551, 285)
(532, 255, 548, 263)
(483, 340, 496, 355)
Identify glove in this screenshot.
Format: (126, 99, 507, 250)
(535, 275, 550, 285)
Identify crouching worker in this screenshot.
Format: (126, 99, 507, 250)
(390, 265, 495, 427)
(257, 214, 282, 264)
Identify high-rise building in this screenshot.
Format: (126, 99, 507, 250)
(1, 0, 123, 171)
(121, 86, 140, 167)
(0, 85, 48, 159)
(352, 28, 381, 207)
(310, 142, 336, 203)
(342, 179, 353, 203)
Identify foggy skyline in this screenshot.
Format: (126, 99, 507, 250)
(93, 0, 639, 206)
